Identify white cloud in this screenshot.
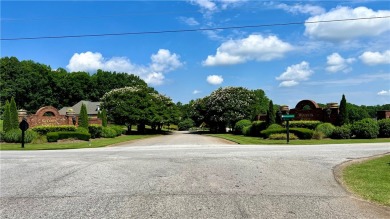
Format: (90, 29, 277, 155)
(193, 90, 202, 94)
(67, 50, 183, 86)
(203, 34, 293, 66)
(326, 53, 355, 73)
(305, 6, 390, 41)
(359, 50, 390, 65)
(276, 3, 325, 16)
(276, 61, 313, 87)
(191, 0, 217, 12)
(190, 0, 245, 13)
(377, 90, 390, 96)
(207, 75, 224, 85)
(179, 17, 200, 26)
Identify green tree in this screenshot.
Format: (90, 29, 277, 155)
(101, 109, 108, 127)
(9, 97, 19, 130)
(266, 100, 275, 127)
(79, 103, 89, 129)
(3, 100, 11, 132)
(337, 94, 349, 126)
(251, 89, 270, 119)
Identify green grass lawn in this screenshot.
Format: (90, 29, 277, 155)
(343, 155, 390, 206)
(206, 133, 390, 145)
(0, 134, 158, 150)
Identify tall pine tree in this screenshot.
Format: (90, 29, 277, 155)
(3, 100, 11, 132)
(266, 100, 275, 127)
(338, 94, 349, 126)
(79, 103, 89, 129)
(9, 97, 19, 130)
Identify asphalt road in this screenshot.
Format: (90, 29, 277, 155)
(1, 131, 389, 218)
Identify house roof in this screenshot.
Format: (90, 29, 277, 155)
(59, 101, 101, 116)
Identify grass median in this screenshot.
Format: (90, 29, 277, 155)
(206, 133, 390, 145)
(0, 134, 158, 150)
(343, 155, 390, 206)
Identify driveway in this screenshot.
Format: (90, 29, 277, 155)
(1, 132, 389, 218)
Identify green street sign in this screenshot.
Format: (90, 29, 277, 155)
(282, 114, 295, 120)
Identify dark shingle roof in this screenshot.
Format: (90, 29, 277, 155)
(59, 101, 101, 116)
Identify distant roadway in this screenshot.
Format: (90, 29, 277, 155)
(1, 131, 389, 218)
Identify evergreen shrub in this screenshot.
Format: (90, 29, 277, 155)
(109, 125, 125, 136)
(47, 131, 91, 142)
(234, 119, 252, 135)
(269, 133, 298, 140)
(32, 125, 76, 135)
(378, 119, 390, 138)
(101, 127, 117, 138)
(331, 126, 351, 139)
(88, 125, 102, 138)
(315, 123, 335, 138)
(289, 121, 321, 130)
(351, 118, 379, 139)
(3, 129, 38, 143)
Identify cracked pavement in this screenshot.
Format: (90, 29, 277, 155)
(1, 132, 389, 218)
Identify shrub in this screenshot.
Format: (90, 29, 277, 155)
(378, 119, 390, 138)
(242, 125, 251, 136)
(289, 128, 314, 139)
(109, 125, 125, 136)
(0, 130, 5, 142)
(88, 125, 102, 138)
(315, 123, 335, 138)
(267, 124, 283, 130)
(79, 103, 89, 129)
(248, 121, 267, 137)
(31, 135, 48, 144)
(234, 119, 252, 135)
(32, 125, 76, 135)
(178, 118, 195, 131)
(101, 127, 117, 138)
(3, 129, 38, 143)
(289, 121, 322, 130)
(76, 127, 89, 134)
(260, 128, 285, 138)
(269, 133, 298, 140)
(331, 126, 351, 139)
(58, 132, 90, 141)
(351, 118, 379, 139)
(47, 132, 59, 142)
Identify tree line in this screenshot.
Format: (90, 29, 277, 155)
(1, 57, 148, 113)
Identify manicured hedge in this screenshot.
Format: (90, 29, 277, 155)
(261, 128, 313, 139)
(378, 119, 390, 138)
(108, 125, 125, 136)
(331, 126, 351, 139)
(101, 127, 117, 138)
(269, 133, 298, 140)
(289, 121, 322, 130)
(46, 131, 90, 142)
(32, 125, 76, 135)
(248, 121, 268, 137)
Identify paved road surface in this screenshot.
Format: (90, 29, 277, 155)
(1, 131, 389, 218)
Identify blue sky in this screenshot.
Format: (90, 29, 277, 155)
(1, 0, 390, 107)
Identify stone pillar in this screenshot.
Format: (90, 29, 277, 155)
(66, 109, 77, 126)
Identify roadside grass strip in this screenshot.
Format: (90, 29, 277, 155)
(207, 133, 390, 145)
(343, 155, 390, 206)
(0, 134, 158, 150)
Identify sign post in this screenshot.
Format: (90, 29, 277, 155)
(19, 118, 29, 148)
(281, 114, 295, 143)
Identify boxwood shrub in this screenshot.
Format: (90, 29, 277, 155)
(289, 121, 322, 130)
(331, 126, 351, 139)
(32, 125, 76, 135)
(234, 119, 252, 135)
(351, 118, 379, 139)
(261, 128, 313, 139)
(378, 119, 390, 138)
(46, 131, 90, 142)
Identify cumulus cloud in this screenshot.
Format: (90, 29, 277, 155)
(203, 34, 293, 66)
(66, 49, 183, 85)
(377, 90, 390, 96)
(326, 53, 355, 73)
(359, 50, 390, 65)
(276, 3, 325, 16)
(276, 61, 313, 87)
(190, 0, 245, 13)
(191, 0, 217, 12)
(305, 6, 390, 41)
(179, 17, 200, 26)
(207, 75, 224, 85)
